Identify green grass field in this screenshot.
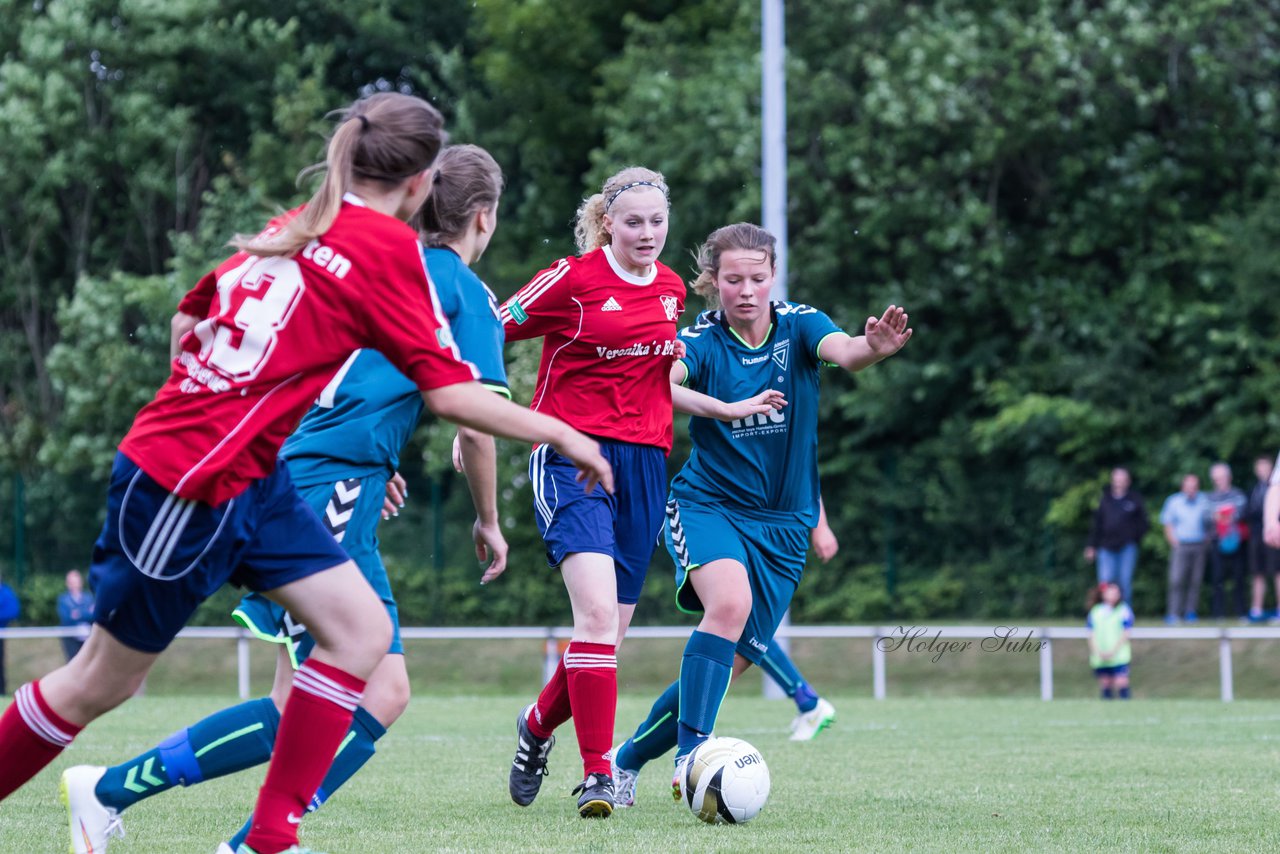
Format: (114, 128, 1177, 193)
(3, 692, 1278, 853)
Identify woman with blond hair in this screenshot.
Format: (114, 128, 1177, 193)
(503, 171, 781, 817)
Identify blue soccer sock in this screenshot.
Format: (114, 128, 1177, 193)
(615, 680, 679, 773)
(227, 706, 386, 851)
(1118, 686, 1131, 700)
(96, 697, 280, 812)
(758, 646, 819, 713)
(675, 630, 737, 759)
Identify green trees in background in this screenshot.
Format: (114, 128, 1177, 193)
(3, 0, 1279, 624)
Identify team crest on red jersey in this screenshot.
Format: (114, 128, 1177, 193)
(660, 295, 680, 321)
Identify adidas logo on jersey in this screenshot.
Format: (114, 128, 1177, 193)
(601, 296, 623, 312)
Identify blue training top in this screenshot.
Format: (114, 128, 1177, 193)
(281, 246, 509, 486)
(672, 301, 842, 528)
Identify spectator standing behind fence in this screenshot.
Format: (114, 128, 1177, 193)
(0, 579, 17, 695)
(1205, 462, 1248, 620)
(1087, 581, 1133, 700)
(1083, 467, 1148, 607)
(1161, 473, 1210, 625)
(1245, 455, 1280, 623)
(56, 570, 94, 662)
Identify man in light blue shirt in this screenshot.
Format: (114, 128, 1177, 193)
(1161, 473, 1211, 624)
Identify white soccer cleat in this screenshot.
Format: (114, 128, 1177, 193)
(62, 765, 125, 854)
(609, 743, 639, 808)
(788, 697, 836, 741)
(215, 843, 235, 854)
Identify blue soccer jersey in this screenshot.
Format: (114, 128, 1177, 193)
(671, 301, 843, 527)
(281, 247, 509, 485)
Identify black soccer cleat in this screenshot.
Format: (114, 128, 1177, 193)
(509, 705, 555, 806)
(572, 773, 615, 818)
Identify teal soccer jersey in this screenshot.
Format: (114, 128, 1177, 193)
(281, 246, 509, 485)
(672, 301, 842, 527)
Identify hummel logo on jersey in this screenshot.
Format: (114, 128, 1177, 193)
(601, 296, 623, 312)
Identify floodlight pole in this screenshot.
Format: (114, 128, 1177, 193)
(762, 0, 790, 700)
(762, 0, 788, 301)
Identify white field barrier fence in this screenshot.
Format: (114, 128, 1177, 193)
(1, 624, 1275, 702)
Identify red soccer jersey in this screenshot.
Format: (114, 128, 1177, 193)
(119, 197, 478, 505)
(501, 245, 685, 452)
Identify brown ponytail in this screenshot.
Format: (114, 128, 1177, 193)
(233, 92, 447, 257)
(573, 166, 668, 255)
(419, 144, 504, 247)
(690, 223, 777, 305)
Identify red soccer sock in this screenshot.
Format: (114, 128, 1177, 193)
(528, 654, 571, 740)
(0, 681, 82, 801)
(244, 660, 365, 854)
(564, 641, 617, 778)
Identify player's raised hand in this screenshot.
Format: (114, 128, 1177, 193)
(382, 471, 407, 520)
(720, 389, 788, 422)
(553, 431, 614, 495)
(475, 518, 509, 583)
(864, 305, 912, 357)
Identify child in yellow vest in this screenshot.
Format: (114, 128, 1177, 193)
(1087, 581, 1133, 699)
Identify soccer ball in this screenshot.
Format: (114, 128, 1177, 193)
(680, 736, 771, 824)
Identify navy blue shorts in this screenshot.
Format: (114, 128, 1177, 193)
(528, 439, 666, 605)
(89, 453, 351, 653)
(1094, 664, 1130, 677)
(235, 470, 403, 665)
(664, 497, 809, 665)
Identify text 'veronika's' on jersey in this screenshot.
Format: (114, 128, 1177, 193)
(672, 301, 844, 527)
(120, 196, 479, 505)
(500, 245, 685, 452)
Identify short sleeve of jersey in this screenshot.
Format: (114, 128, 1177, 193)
(500, 258, 574, 341)
(177, 268, 218, 318)
(784, 303, 844, 367)
(676, 312, 718, 390)
(425, 248, 509, 398)
(362, 237, 478, 391)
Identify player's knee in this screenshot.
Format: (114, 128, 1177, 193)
(575, 600, 618, 640)
(355, 610, 394, 667)
(705, 594, 751, 634)
(364, 671, 411, 726)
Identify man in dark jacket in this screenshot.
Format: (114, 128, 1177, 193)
(1084, 467, 1149, 607)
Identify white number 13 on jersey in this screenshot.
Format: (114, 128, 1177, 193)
(195, 256, 306, 383)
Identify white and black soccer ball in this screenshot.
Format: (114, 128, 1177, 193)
(681, 736, 771, 824)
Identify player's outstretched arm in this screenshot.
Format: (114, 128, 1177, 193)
(421, 382, 613, 494)
(457, 426, 509, 582)
(817, 305, 913, 373)
(668, 361, 787, 422)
